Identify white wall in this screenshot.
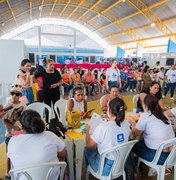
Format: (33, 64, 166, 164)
(143, 52, 176, 69)
(0, 39, 27, 104)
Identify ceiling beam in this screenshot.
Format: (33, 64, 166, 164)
(128, 0, 176, 43)
(49, 0, 58, 16)
(67, 0, 85, 19)
(123, 44, 167, 50)
(106, 16, 176, 39)
(6, 0, 18, 26)
(29, 0, 32, 20)
(95, 0, 170, 32)
(39, 0, 45, 18)
(0, 0, 5, 3)
(86, 0, 122, 24)
(112, 33, 176, 46)
(59, 0, 72, 17)
(77, 0, 103, 20)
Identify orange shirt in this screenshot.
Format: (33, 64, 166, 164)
(133, 71, 142, 80)
(62, 73, 70, 84)
(84, 74, 94, 83)
(71, 73, 81, 84)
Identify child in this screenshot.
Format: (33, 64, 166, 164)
(3, 84, 26, 179)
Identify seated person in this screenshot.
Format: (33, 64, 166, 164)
(131, 95, 174, 166)
(3, 84, 26, 178)
(126, 68, 137, 92)
(83, 68, 94, 96)
(92, 69, 100, 94)
(8, 110, 66, 180)
(101, 85, 125, 114)
(84, 97, 131, 176)
(61, 67, 73, 93)
(100, 69, 107, 94)
(136, 81, 166, 113)
(67, 86, 89, 119)
(71, 67, 81, 86)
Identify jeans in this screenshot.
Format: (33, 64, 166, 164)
(128, 79, 137, 90)
(132, 140, 169, 165)
(22, 87, 34, 105)
(85, 83, 94, 95)
(136, 108, 143, 113)
(84, 147, 114, 176)
(108, 81, 118, 90)
(164, 82, 176, 97)
(62, 83, 74, 92)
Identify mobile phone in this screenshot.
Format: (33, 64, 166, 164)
(3, 105, 13, 111)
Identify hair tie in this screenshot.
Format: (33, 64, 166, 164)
(120, 106, 123, 111)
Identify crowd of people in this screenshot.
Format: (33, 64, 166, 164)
(0, 58, 176, 179)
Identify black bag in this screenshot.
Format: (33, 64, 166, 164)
(46, 118, 67, 139)
(125, 152, 142, 180)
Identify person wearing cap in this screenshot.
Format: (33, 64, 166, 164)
(71, 67, 81, 86)
(3, 84, 26, 179)
(83, 68, 95, 96)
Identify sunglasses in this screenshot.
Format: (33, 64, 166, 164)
(10, 92, 21, 97)
(12, 84, 22, 88)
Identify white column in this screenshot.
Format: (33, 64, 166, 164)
(136, 43, 144, 58)
(74, 30, 76, 59)
(38, 26, 42, 58)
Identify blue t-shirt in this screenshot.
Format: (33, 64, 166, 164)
(120, 72, 127, 81)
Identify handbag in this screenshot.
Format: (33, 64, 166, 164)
(46, 118, 67, 139)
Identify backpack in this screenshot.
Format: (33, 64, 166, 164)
(46, 118, 67, 139)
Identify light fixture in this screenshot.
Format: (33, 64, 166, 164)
(150, 22, 155, 27)
(97, 13, 100, 17)
(122, 0, 126, 2)
(39, 6, 42, 11)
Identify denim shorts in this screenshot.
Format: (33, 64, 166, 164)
(84, 147, 114, 176)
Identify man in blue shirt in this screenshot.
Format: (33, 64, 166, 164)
(120, 70, 128, 92)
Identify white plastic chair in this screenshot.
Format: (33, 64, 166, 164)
(138, 138, 176, 180)
(27, 102, 52, 123)
(132, 94, 139, 113)
(100, 95, 106, 109)
(86, 140, 138, 180)
(9, 161, 67, 180)
(54, 99, 68, 125)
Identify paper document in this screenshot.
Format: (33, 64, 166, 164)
(89, 113, 104, 135)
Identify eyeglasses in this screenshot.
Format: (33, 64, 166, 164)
(11, 84, 22, 88)
(10, 92, 21, 97)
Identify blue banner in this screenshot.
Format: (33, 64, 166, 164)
(167, 40, 176, 53)
(116, 47, 125, 58)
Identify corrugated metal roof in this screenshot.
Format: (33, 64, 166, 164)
(0, 0, 175, 51)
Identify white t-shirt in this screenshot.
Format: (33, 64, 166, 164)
(157, 71, 164, 80)
(166, 69, 176, 83)
(106, 68, 120, 82)
(91, 120, 131, 160)
(8, 131, 65, 180)
(135, 112, 174, 149)
(170, 107, 176, 116)
(3, 102, 26, 136)
(71, 98, 84, 113)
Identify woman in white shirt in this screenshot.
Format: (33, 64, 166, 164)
(106, 60, 121, 90)
(16, 59, 34, 104)
(8, 110, 66, 180)
(84, 97, 131, 176)
(131, 94, 174, 165)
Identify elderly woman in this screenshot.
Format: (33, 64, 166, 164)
(7, 109, 66, 180)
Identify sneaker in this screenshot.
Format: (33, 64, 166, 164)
(133, 89, 137, 92)
(162, 95, 166, 98)
(170, 97, 174, 100)
(147, 168, 157, 176)
(130, 89, 133, 92)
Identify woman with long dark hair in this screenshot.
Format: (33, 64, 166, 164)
(84, 97, 131, 176)
(136, 81, 166, 113)
(131, 94, 174, 166)
(7, 110, 66, 180)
